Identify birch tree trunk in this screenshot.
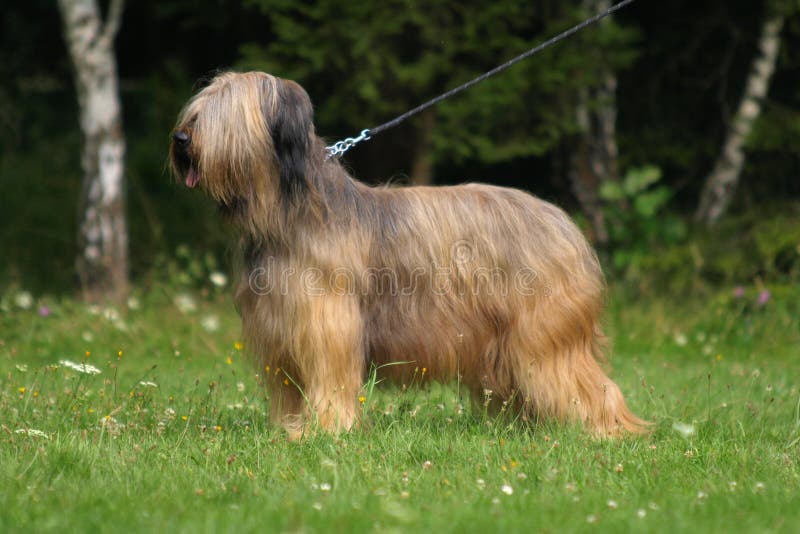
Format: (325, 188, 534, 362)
(58, 0, 129, 302)
(567, 0, 620, 245)
(695, 11, 784, 226)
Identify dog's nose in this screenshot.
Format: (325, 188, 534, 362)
(173, 131, 190, 146)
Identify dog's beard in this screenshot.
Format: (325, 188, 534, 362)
(218, 196, 247, 219)
(172, 146, 246, 218)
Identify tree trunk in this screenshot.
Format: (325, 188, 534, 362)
(58, 0, 129, 302)
(567, 0, 620, 245)
(695, 11, 784, 226)
(409, 109, 435, 186)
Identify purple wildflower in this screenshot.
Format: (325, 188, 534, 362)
(732, 286, 745, 299)
(757, 290, 771, 307)
(38, 305, 51, 317)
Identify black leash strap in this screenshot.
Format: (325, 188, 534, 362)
(326, 0, 638, 159)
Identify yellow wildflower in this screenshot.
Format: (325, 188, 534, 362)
(234, 341, 243, 351)
(358, 396, 366, 404)
(18, 387, 26, 395)
(225, 356, 233, 365)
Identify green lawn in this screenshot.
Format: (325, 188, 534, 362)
(1, 284, 798, 532)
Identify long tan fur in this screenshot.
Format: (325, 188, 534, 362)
(171, 71, 647, 438)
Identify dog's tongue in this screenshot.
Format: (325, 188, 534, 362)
(185, 168, 200, 188)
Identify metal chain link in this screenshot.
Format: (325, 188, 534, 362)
(325, 129, 371, 159)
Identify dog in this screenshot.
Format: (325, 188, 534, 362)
(170, 71, 646, 438)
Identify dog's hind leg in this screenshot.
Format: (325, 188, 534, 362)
(508, 295, 647, 436)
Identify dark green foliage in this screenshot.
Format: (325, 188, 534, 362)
(600, 166, 687, 273)
(1, 0, 800, 295)
(615, 205, 800, 293)
(240, 0, 638, 167)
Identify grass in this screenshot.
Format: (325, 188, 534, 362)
(1, 282, 799, 533)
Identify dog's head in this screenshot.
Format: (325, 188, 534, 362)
(170, 71, 317, 219)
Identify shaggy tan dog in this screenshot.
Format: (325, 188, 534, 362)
(171, 71, 646, 438)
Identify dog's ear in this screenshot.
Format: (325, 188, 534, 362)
(270, 78, 314, 202)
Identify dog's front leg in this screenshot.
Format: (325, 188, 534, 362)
(287, 293, 365, 436)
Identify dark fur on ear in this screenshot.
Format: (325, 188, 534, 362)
(270, 78, 314, 202)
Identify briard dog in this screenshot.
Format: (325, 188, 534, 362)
(171, 71, 646, 438)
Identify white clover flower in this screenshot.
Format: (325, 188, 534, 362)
(200, 314, 220, 333)
(59, 359, 102, 375)
(607, 500, 618, 509)
(672, 421, 695, 438)
(15, 364, 28, 372)
(209, 271, 228, 288)
(174, 294, 197, 313)
(755, 482, 765, 492)
(320, 482, 331, 493)
(586, 515, 597, 524)
(237, 382, 245, 393)
(476, 478, 486, 489)
(674, 332, 688, 346)
(15, 428, 48, 438)
(100, 416, 123, 436)
(81, 331, 94, 343)
(14, 291, 33, 310)
(501, 484, 514, 495)
(102, 307, 120, 322)
(636, 509, 646, 519)
(127, 296, 141, 310)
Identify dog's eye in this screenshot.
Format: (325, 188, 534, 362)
(173, 131, 190, 146)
